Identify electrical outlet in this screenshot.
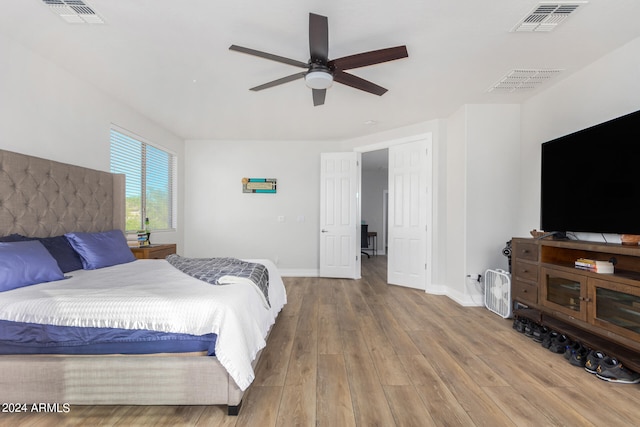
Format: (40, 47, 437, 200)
(466, 273, 482, 283)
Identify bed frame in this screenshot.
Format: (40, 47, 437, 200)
(0, 149, 255, 414)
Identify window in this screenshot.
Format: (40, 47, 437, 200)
(110, 127, 177, 232)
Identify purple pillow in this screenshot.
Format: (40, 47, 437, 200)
(65, 230, 136, 270)
(0, 241, 65, 292)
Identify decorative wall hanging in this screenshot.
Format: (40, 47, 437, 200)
(242, 177, 277, 193)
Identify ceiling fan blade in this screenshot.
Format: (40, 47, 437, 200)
(333, 70, 388, 96)
(309, 13, 329, 63)
(249, 72, 307, 91)
(229, 45, 308, 68)
(329, 45, 408, 71)
(312, 88, 326, 106)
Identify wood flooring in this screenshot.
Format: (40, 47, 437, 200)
(4, 255, 640, 426)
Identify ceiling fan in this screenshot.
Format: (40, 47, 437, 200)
(229, 13, 408, 106)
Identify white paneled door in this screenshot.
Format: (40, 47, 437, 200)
(387, 139, 431, 289)
(319, 152, 360, 279)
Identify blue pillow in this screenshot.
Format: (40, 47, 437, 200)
(38, 235, 84, 273)
(65, 230, 136, 270)
(0, 234, 83, 273)
(0, 241, 65, 292)
(0, 234, 26, 242)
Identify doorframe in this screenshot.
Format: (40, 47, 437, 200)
(353, 133, 433, 288)
(382, 189, 388, 256)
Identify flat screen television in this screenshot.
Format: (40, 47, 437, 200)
(540, 109, 640, 237)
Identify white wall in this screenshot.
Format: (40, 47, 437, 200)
(465, 104, 520, 276)
(519, 36, 640, 237)
(183, 139, 341, 276)
(0, 32, 185, 248)
(445, 104, 521, 306)
(444, 107, 467, 300)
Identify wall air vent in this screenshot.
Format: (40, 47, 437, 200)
(41, 0, 104, 24)
(512, 2, 587, 32)
(487, 69, 563, 93)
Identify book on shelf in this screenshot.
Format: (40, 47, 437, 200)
(574, 258, 614, 274)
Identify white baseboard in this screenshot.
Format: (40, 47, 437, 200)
(426, 282, 484, 307)
(279, 269, 319, 277)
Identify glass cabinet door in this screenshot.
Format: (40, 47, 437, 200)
(590, 277, 640, 342)
(541, 267, 588, 321)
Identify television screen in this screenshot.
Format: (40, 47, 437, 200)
(540, 109, 640, 236)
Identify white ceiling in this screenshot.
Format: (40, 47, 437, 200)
(2, 0, 640, 141)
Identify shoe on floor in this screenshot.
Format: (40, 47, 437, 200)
(585, 350, 606, 374)
(548, 334, 570, 354)
(541, 331, 559, 349)
(565, 342, 589, 367)
(524, 322, 539, 338)
(563, 341, 582, 360)
(512, 317, 522, 331)
(596, 357, 640, 384)
(513, 317, 529, 334)
(532, 326, 549, 343)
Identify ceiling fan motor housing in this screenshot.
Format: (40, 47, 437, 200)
(305, 64, 333, 89)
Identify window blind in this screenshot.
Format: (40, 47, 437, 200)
(110, 128, 176, 232)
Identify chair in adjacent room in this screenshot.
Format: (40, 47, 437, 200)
(361, 224, 370, 258)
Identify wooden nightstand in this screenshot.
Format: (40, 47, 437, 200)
(131, 244, 177, 260)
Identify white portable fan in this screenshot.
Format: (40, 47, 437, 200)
(484, 269, 512, 318)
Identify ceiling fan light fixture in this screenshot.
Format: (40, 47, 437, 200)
(305, 70, 333, 89)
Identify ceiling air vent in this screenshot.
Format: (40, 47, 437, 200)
(512, 2, 587, 32)
(487, 69, 563, 93)
(41, 0, 104, 24)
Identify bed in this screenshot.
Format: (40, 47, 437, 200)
(0, 148, 286, 415)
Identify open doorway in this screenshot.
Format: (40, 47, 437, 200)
(358, 135, 432, 290)
(361, 149, 388, 277)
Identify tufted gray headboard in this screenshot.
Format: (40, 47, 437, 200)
(0, 149, 125, 237)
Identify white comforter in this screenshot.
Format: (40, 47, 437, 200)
(0, 258, 287, 391)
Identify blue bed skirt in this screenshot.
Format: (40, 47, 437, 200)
(0, 320, 216, 355)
